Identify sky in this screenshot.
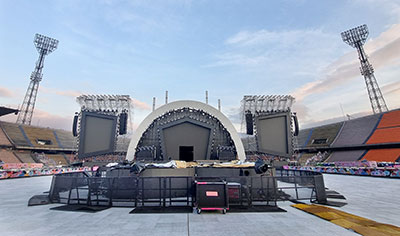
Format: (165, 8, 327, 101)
(0, 0, 400, 132)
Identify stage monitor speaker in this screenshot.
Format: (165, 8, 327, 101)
(72, 114, 78, 137)
(119, 112, 128, 135)
(245, 112, 253, 135)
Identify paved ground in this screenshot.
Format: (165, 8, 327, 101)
(323, 173, 400, 226)
(0, 174, 397, 235)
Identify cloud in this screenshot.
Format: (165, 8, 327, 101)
(291, 23, 400, 102)
(0, 87, 15, 98)
(207, 27, 341, 76)
(30, 109, 73, 130)
(131, 98, 151, 110)
(0, 109, 72, 131)
(54, 90, 82, 98)
(41, 87, 82, 98)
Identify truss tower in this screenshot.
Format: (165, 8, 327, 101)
(341, 24, 388, 114)
(17, 33, 59, 125)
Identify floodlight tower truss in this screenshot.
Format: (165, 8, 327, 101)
(341, 24, 388, 114)
(17, 34, 59, 125)
(240, 95, 295, 132)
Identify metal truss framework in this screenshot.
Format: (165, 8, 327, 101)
(240, 95, 295, 133)
(17, 34, 59, 125)
(136, 107, 236, 161)
(76, 94, 132, 113)
(341, 24, 388, 114)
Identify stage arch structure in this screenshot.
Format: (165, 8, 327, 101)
(126, 100, 246, 162)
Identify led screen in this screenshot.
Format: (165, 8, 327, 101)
(256, 113, 292, 157)
(78, 111, 117, 159)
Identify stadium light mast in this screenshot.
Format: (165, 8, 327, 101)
(341, 24, 388, 114)
(16, 33, 59, 125)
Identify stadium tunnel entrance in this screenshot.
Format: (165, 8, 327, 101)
(126, 100, 246, 162)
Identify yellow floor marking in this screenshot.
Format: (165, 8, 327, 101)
(292, 204, 400, 236)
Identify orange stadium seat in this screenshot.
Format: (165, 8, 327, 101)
(366, 127, 400, 144)
(0, 149, 21, 163)
(361, 148, 400, 162)
(377, 110, 400, 129)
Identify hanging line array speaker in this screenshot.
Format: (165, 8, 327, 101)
(245, 111, 253, 135)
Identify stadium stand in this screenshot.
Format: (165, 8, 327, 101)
(331, 113, 381, 147)
(304, 122, 343, 147)
(0, 149, 21, 163)
(0, 126, 12, 147)
(296, 128, 312, 148)
(0, 122, 32, 147)
(327, 150, 366, 162)
(116, 136, 130, 153)
(23, 126, 59, 149)
(297, 153, 315, 165)
(361, 148, 400, 162)
(366, 127, 400, 144)
(53, 129, 76, 150)
(46, 154, 69, 166)
(377, 109, 400, 128)
(13, 151, 36, 163)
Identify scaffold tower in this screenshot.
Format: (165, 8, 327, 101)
(17, 33, 59, 125)
(341, 24, 388, 114)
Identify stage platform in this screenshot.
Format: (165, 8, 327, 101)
(0, 174, 398, 235)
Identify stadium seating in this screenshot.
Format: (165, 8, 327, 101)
(366, 127, 400, 144)
(377, 110, 400, 128)
(0, 126, 12, 146)
(46, 154, 69, 166)
(297, 153, 315, 165)
(0, 149, 21, 163)
(296, 128, 312, 148)
(326, 150, 366, 162)
(332, 113, 381, 147)
(0, 122, 31, 147)
(304, 122, 343, 147)
(22, 126, 59, 149)
(53, 130, 76, 150)
(13, 151, 36, 163)
(361, 149, 400, 162)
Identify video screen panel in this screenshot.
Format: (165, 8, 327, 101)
(78, 111, 117, 159)
(256, 112, 292, 157)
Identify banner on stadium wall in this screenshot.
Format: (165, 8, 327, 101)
(0, 163, 44, 170)
(283, 166, 400, 178)
(0, 167, 91, 179)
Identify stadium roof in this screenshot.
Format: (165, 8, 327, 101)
(0, 106, 18, 117)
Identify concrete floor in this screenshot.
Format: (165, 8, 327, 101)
(323, 173, 400, 226)
(1, 174, 397, 236)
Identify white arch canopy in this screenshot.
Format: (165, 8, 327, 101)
(126, 100, 246, 162)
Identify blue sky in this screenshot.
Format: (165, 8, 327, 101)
(1, 0, 400, 131)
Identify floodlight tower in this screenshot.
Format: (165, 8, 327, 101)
(341, 24, 388, 114)
(17, 34, 59, 125)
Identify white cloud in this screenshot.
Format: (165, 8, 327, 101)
(291, 23, 400, 102)
(0, 86, 15, 98)
(131, 98, 151, 111)
(41, 87, 83, 98)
